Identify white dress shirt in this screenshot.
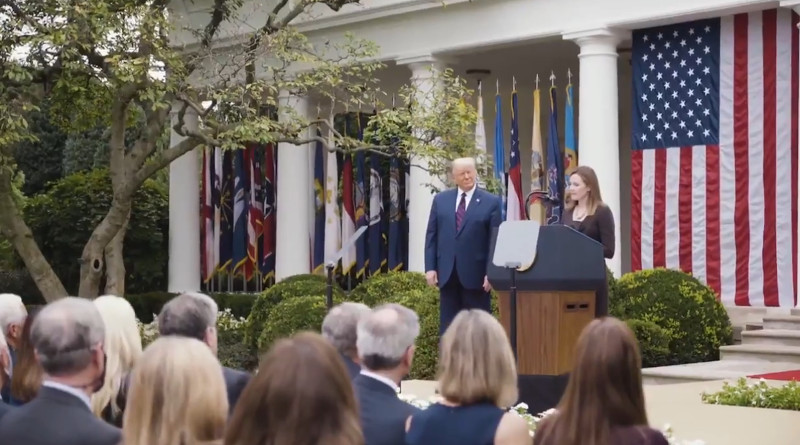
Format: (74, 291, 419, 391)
(42, 380, 92, 409)
(455, 184, 478, 212)
(359, 369, 399, 392)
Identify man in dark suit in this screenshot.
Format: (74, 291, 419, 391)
(322, 302, 370, 380)
(0, 297, 120, 445)
(158, 293, 251, 414)
(0, 400, 12, 422)
(425, 157, 502, 335)
(353, 303, 421, 445)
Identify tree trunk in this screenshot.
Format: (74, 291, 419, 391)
(103, 207, 131, 296)
(78, 197, 132, 298)
(0, 167, 68, 302)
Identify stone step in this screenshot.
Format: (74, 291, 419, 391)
(719, 344, 800, 364)
(741, 329, 800, 347)
(762, 315, 800, 331)
(641, 360, 800, 385)
(792, 308, 800, 316)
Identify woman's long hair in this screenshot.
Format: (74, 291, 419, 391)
(225, 331, 363, 445)
(535, 317, 648, 445)
(10, 306, 43, 404)
(122, 336, 228, 445)
(90, 295, 142, 422)
(565, 165, 604, 215)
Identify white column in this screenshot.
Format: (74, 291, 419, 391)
(398, 55, 446, 272)
(168, 107, 201, 292)
(276, 91, 312, 280)
(564, 28, 628, 277)
(783, 1, 800, 307)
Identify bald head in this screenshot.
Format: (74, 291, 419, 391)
(32, 297, 105, 376)
(356, 303, 419, 371)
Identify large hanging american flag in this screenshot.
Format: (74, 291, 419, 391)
(631, 9, 799, 307)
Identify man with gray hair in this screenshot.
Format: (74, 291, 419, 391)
(157, 293, 250, 414)
(353, 303, 421, 445)
(0, 293, 27, 401)
(0, 297, 120, 445)
(322, 301, 370, 379)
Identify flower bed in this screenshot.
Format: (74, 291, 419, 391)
(398, 393, 706, 444)
(701, 378, 800, 411)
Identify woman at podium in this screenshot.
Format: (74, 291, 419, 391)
(562, 166, 615, 317)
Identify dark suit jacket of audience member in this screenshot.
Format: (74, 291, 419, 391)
(223, 366, 251, 414)
(0, 400, 12, 423)
(353, 374, 420, 445)
(341, 353, 360, 380)
(0, 386, 120, 445)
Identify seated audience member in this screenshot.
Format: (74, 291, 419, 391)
(225, 331, 363, 445)
(9, 306, 43, 405)
(405, 310, 531, 445)
(353, 303, 420, 445)
(0, 329, 12, 421)
(0, 293, 27, 401)
(322, 301, 370, 379)
(0, 297, 120, 445)
(157, 293, 250, 414)
(91, 295, 142, 427)
(122, 336, 228, 445)
(532, 317, 669, 445)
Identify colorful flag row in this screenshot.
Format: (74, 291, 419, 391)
(310, 112, 411, 278)
(201, 144, 277, 283)
(475, 79, 577, 224)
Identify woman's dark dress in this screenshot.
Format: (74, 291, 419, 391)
(405, 402, 505, 445)
(533, 423, 669, 445)
(562, 204, 615, 317)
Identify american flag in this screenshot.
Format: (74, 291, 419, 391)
(631, 9, 799, 307)
(506, 90, 525, 220)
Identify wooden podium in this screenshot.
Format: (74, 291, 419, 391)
(497, 290, 594, 375)
(488, 224, 606, 377)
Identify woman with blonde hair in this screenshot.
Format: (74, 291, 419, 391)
(405, 310, 531, 445)
(533, 318, 668, 445)
(225, 331, 363, 445)
(90, 295, 142, 426)
(122, 336, 228, 445)
(563, 165, 615, 316)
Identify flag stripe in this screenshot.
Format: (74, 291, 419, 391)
(792, 11, 800, 305)
(641, 149, 656, 270)
(690, 145, 707, 282)
(705, 144, 720, 292)
(664, 147, 681, 269)
(775, 10, 793, 307)
(762, 9, 778, 306)
(732, 13, 751, 306)
(678, 146, 694, 272)
(720, 15, 737, 304)
(631, 149, 643, 271)
(653, 148, 667, 268)
(746, 12, 764, 306)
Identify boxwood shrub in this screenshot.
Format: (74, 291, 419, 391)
(244, 274, 344, 349)
(611, 268, 733, 365)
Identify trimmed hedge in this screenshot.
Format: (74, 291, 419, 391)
(349, 271, 430, 306)
(126, 292, 257, 323)
(625, 318, 671, 367)
(244, 274, 344, 349)
(611, 268, 733, 365)
(257, 294, 345, 351)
